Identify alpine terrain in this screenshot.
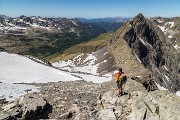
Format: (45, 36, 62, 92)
(0, 13, 180, 120)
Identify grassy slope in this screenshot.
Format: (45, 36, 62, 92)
(47, 32, 113, 62)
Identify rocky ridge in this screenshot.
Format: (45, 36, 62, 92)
(115, 13, 179, 92)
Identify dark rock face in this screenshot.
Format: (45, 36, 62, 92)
(124, 13, 180, 92)
(0, 47, 5, 52)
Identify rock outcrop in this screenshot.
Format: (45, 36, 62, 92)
(0, 93, 48, 120)
(97, 79, 180, 120)
(123, 13, 180, 92)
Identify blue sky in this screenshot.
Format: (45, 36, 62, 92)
(0, 0, 179, 18)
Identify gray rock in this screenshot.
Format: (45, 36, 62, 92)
(0, 93, 47, 119)
(99, 109, 116, 120)
(1, 102, 18, 112)
(0, 114, 10, 120)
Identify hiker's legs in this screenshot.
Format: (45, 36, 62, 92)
(117, 83, 120, 95)
(120, 86, 123, 95)
(118, 88, 121, 95)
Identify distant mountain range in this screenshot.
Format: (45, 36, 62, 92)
(0, 15, 131, 58)
(0, 15, 130, 35)
(0, 15, 106, 57)
(77, 17, 131, 32)
(77, 17, 131, 23)
(0, 15, 102, 35)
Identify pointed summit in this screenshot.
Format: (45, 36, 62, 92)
(133, 13, 146, 25)
(136, 13, 144, 18)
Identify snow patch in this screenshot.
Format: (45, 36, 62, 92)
(0, 83, 39, 101)
(52, 53, 112, 83)
(155, 83, 168, 90)
(163, 74, 170, 81)
(168, 35, 173, 38)
(139, 38, 146, 46)
(174, 45, 180, 49)
(104, 52, 108, 55)
(165, 22, 174, 27)
(38, 18, 46, 22)
(134, 52, 142, 64)
(53, 53, 99, 75)
(157, 20, 164, 23)
(71, 20, 78, 26)
(158, 25, 166, 32)
(176, 91, 180, 97)
(163, 65, 169, 71)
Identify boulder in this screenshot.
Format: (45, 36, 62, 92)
(0, 93, 47, 119)
(99, 109, 116, 120)
(22, 94, 47, 119)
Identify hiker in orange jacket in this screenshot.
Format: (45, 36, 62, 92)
(115, 68, 127, 97)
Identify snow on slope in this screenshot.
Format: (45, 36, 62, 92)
(53, 53, 106, 75)
(0, 52, 80, 83)
(0, 52, 112, 101)
(52, 53, 112, 83)
(176, 91, 180, 97)
(158, 21, 174, 33)
(0, 52, 81, 101)
(0, 52, 112, 83)
(0, 83, 39, 101)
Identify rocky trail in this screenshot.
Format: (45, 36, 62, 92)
(1, 77, 180, 120)
(0, 80, 115, 119)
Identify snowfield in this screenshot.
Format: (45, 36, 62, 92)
(0, 52, 112, 101)
(0, 52, 80, 83)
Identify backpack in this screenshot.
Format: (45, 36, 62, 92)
(116, 72, 127, 83)
(122, 72, 127, 83)
(116, 72, 123, 83)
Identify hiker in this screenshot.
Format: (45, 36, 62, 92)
(115, 68, 127, 96)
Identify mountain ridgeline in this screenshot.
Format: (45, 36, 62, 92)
(0, 15, 107, 57)
(122, 14, 180, 92)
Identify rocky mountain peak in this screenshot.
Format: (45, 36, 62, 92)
(123, 13, 179, 93)
(133, 13, 145, 21)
